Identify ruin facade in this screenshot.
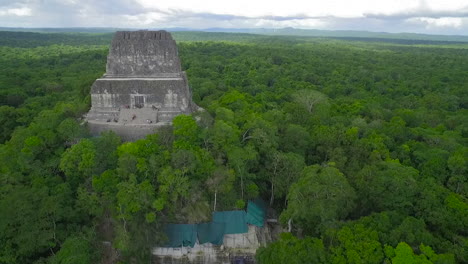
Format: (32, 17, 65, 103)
(85, 30, 198, 141)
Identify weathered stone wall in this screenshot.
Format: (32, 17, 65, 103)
(106, 31, 181, 77)
(89, 75, 192, 112)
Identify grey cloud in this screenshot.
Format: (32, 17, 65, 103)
(0, 0, 154, 27)
(191, 13, 319, 21)
(0, 0, 25, 7)
(159, 9, 328, 22)
(323, 16, 468, 35)
(2, 0, 148, 16)
(83, 0, 147, 15)
(364, 6, 468, 20)
(1, 0, 467, 35)
(40, 0, 147, 16)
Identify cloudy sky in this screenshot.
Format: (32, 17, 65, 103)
(1, 0, 468, 35)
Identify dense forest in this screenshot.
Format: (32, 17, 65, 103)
(0, 31, 467, 264)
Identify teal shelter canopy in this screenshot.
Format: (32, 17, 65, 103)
(246, 199, 267, 227)
(165, 224, 198, 247)
(163, 204, 267, 248)
(213, 210, 248, 234)
(197, 222, 225, 245)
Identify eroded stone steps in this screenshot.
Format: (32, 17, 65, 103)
(86, 109, 119, 122)
(118, 108, 158, 124)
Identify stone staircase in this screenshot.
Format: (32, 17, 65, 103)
(118, 108, 158, 125)
(86, 108, 119, 123)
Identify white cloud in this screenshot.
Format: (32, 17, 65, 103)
(0, 7, 32, 16)
(409, 17, 465, 28)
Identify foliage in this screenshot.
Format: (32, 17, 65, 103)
(280, 165, 356, 234)
(256, 233, 328, 264)
(0, 31, 467, 263)
(49, 233, 97, 264)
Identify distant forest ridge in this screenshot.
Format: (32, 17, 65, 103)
(1, 27, 468, 43)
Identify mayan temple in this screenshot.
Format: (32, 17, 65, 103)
(85, 30, 198, 140)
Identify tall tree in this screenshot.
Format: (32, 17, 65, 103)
(281, 164, 356, 234)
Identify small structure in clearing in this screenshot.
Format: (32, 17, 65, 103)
(153, 200, 272, 264)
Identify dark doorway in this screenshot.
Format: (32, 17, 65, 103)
(134, 96, 144, 108)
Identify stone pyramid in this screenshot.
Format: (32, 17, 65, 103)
(85, 30, 198, 141)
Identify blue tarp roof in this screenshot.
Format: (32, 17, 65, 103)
(163, 200, 267, 248)
(165, 224, 197, 247)
(197, 222, 225, 245)
(246, 199, 267, 227)
(213, 210, 248, 234)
